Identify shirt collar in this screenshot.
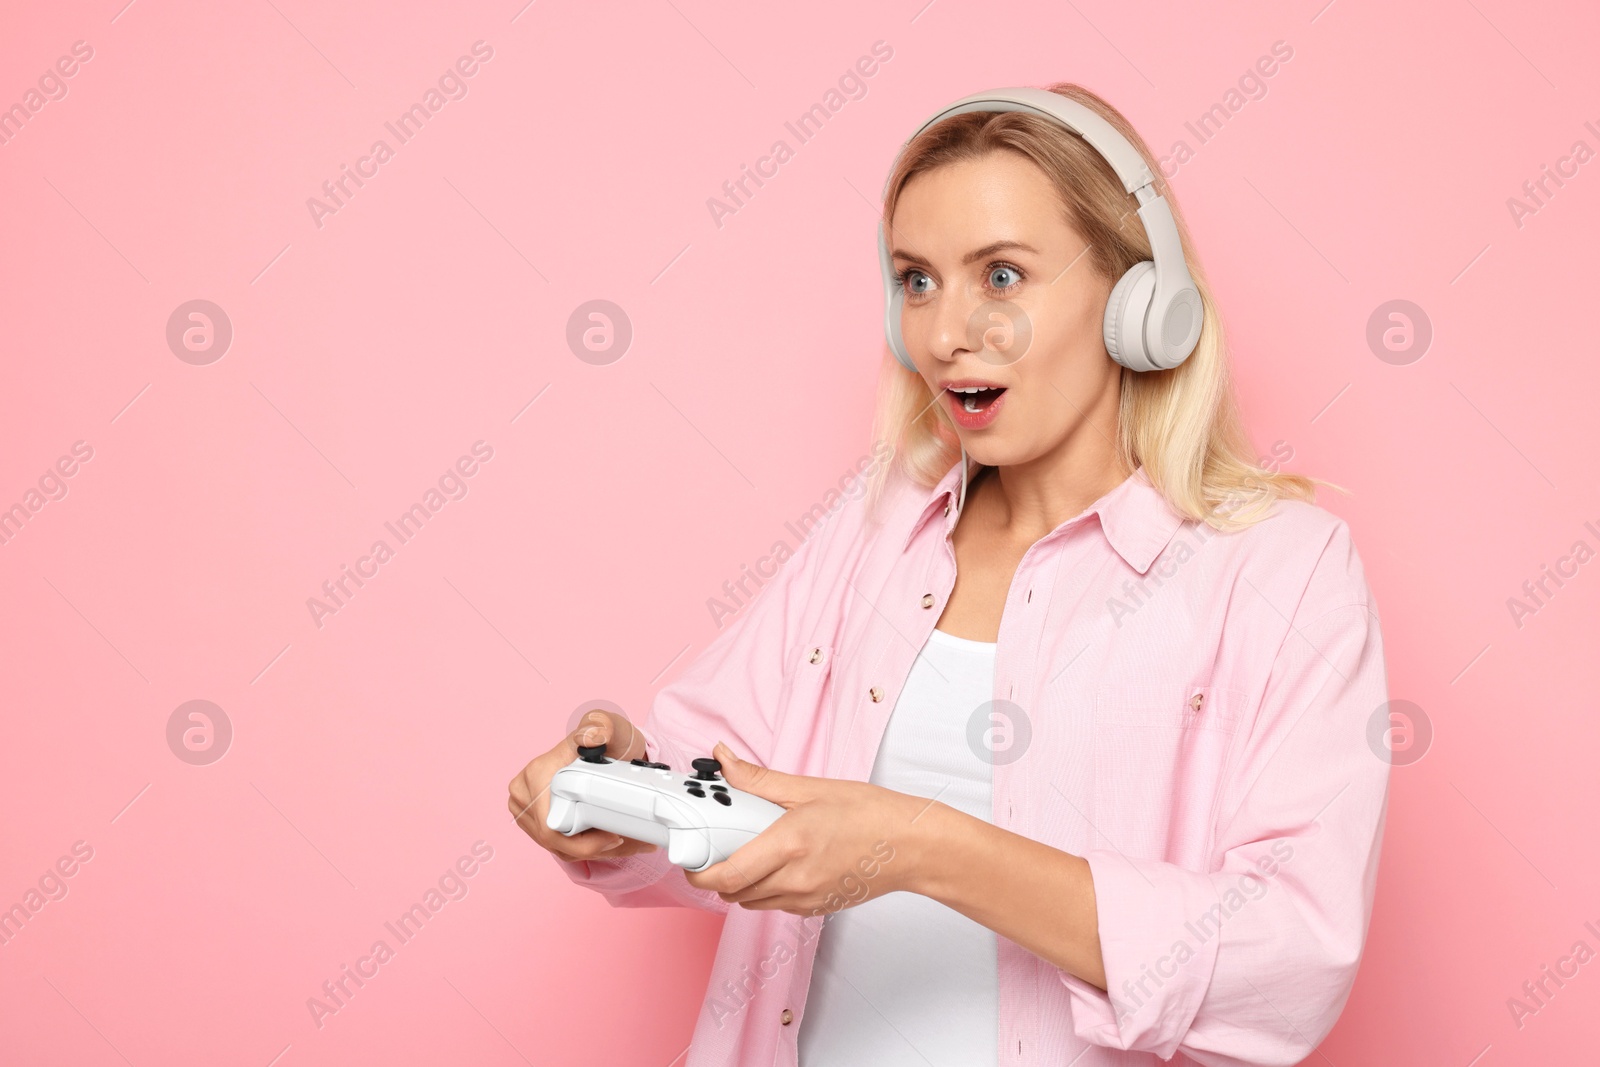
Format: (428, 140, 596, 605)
(900, 459, 1188, 574)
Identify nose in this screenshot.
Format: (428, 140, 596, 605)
(928, 282, 981, 365)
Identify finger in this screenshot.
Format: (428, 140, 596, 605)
(507, 758, 541, 804)
(711, 741, 805, 806)
(512, 806, 550, 844)
(545, 838, 657, 863)
(559, 828, 659, 860)
(723, 881, 825, 913)
(684, 831, 789, 896)
(735, 894, 805, 911)
(568, 711, 646, 762)
(525, 813, 670, 860)
(716, 870, 788, 906)
(507, 774, 548, 825)
(606, 714, 644, 760)
(568, 717, 610, 752)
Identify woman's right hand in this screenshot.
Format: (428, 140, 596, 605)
(507, 709, 660, 862)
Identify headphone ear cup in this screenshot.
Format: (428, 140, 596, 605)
(1103, 261, 1156, 372)
(879, 222, 916, 371)
(887, 291, 914, 371)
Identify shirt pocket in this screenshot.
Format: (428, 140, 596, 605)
(1087, 682, 1247, 866)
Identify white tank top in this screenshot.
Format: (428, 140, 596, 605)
(798, 627, 999, 1067)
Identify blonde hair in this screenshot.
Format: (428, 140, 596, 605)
(865, 82, 1342, 530)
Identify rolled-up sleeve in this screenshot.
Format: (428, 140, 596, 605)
(1059, 526, 1391, 1065)
(555, 486, 865, 913)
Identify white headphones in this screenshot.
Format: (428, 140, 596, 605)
(877, 87, 1204, 511)
(878, 86, 1203, 376)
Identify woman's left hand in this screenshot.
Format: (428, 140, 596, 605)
(683, 742, 934, 916)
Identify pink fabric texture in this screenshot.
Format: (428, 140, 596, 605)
(557, 459, 1390, 1067)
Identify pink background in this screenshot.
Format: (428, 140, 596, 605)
(3, 0, 1597, 1063)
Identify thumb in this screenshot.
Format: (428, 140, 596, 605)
(713, 741, 804, 807)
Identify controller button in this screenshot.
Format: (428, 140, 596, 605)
(709, 784, 728, 793)
(714, 792, 732, 806)
(687, 787, 707, 798)
(691, 758, 723, 781)
(629, 758, 653, 766)
(577, 744, 611, 764)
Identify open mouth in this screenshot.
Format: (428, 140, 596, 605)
(949, 386, 1007, 413)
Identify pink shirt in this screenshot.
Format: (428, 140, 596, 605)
(559, 459, 1391, 1067)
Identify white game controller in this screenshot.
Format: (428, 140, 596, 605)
(546, 747, 786, 872)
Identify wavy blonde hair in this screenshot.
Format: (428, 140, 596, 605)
(865, 82, 1342, 530)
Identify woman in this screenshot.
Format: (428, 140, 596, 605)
(509, 82, 1390, 1067)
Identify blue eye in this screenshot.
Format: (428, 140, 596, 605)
(988, 265, 1020, 291)
(896, 268, 932, 296)
(895, 262, 1023, 301)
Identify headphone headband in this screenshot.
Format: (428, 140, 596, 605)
(880, 87, 1156, 200)
(878, 86, 1202, 375)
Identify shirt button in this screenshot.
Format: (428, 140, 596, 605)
(781, 1008, 794, 1025)
(1190, 692, 1204, 711)
(809, 647, 823, 664)
(869, 687, 884, 703)
(943, 503, 950, 516)
(920, 593, 935, 609)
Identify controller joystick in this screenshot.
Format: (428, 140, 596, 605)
(576, 743, 610, 764)
(691, 757, 722, 781)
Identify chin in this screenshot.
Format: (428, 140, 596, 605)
(959, 440, 1013, 467)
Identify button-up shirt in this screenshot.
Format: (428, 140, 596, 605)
(559, 458, 1391, 1067)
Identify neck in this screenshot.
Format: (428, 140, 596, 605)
(977, 424, 1132, 543)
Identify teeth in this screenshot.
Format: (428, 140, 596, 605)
(951, 385, 1001, 414)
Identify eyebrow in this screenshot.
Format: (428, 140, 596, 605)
(890, 240, 1042, 269)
